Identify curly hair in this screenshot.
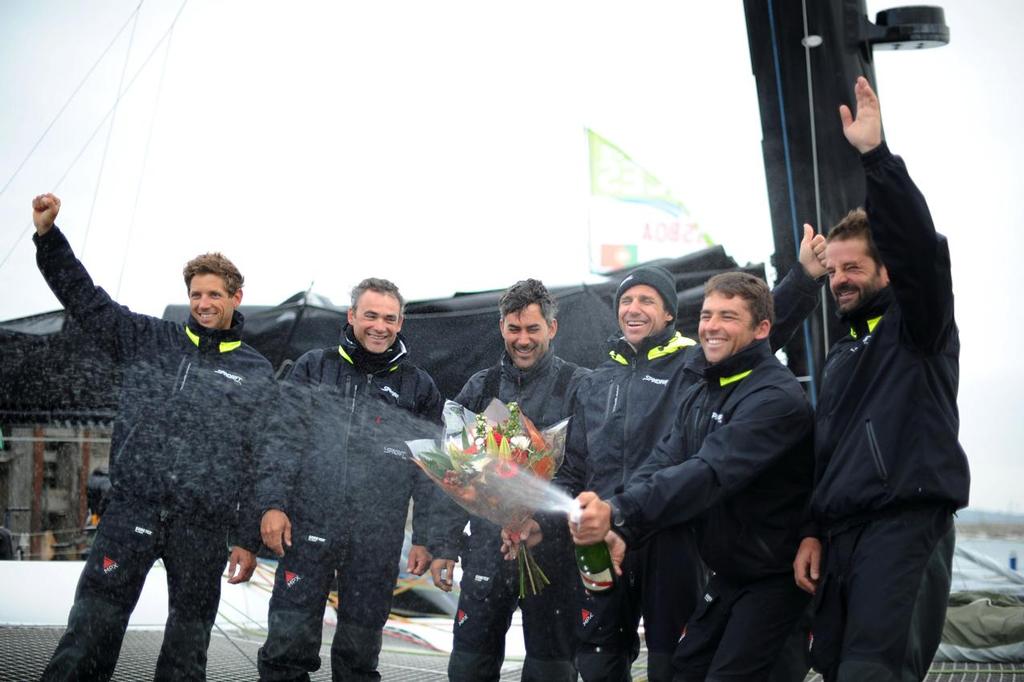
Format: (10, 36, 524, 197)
(183, 253, 244, 295)
(498, 278, 558, 323)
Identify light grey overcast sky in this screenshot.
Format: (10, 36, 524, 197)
(0, 1, 1020, 512)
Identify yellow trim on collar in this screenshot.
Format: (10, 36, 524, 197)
(609, 331, 696, 365)
(647, 332, 697, 360)
(719, 369, 752, 387)
(185, 326, 241, 353)
(337, 346, 398, 371)
(850, 315, 884, 339)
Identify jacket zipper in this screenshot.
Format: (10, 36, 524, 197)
(690, 384, 710, 454)
(179, 361, 192, 391)
(864, 419, 889, 483)
(113, 423, 139, 464)
(621, 357, 636, 489)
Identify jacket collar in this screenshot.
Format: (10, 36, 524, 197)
(839, 286, 893, 340)
(500, 347, 554, 386)
(702, 338, 772, 388)
(339, 324, 408, 374)
(608, 326, 696, 366)
(184, 311, 244, 354)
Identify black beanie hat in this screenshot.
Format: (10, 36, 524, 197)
(615, 266, 677, 318)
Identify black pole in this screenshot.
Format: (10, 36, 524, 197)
(743, 0, 878, 399)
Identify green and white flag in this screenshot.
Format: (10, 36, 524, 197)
(587, 129, 712, 273)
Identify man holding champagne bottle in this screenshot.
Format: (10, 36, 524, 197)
(547, 245, 824, 681)
(572, 272, 816, 681)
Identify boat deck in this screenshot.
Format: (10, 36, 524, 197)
(3, 625, 1023, 681)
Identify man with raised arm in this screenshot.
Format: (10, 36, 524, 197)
(33, 193, 274, 681)
(791, 77, 970, 681)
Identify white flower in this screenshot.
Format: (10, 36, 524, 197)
(510, 435, 531, 450)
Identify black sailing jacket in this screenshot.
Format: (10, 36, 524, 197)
(810, 143, 970, 530)
(555, 327, 698, 499)
(34, 227, 275, 550)
(255, 329, 442, 545)
(612, 339, 814, 583)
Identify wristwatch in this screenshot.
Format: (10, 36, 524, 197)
(608, 499, 626, 528)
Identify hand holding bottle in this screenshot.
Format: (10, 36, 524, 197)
(570, 491, 612, 545)
(569, 495, 627, 591)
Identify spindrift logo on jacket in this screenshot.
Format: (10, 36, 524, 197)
(214, 369, 244, 385)
(642, 374, 668, 386)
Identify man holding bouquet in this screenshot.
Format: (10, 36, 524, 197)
(428, 278, 589, 681)
(256, 277, 442, 681)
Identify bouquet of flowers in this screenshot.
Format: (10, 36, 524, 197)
(406, 399, 571, 596)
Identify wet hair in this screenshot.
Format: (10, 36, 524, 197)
(183, 253, 243, 295)
(351, 277, 405, 314)
(703, 271, 774, 327)
(498, 278, 558, 324)
(827, 208, 882, 266)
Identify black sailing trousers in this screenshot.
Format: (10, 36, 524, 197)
(41, 500, 229, 682)
(809, 505, 954, 682)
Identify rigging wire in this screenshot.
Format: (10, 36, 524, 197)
(765, 0, 819, 405)
(0, 2, 144, 203)
(0, 0, 189, 274)
(115, 19, 176, 298)
(800, 0, 831, 355)
(80, 3, 144, 261)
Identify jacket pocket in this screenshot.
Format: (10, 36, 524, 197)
(604, 383, 619, 418)
(864, 420, 888, 484)
(82, 514, 159, 597)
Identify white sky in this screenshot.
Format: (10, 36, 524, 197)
(1, 1, 1021, 513)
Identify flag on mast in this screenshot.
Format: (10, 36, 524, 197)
(587, 129, 712, 273)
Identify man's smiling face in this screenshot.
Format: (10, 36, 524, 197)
(189, 274, 241, 330)
(348, 290, 403, 353)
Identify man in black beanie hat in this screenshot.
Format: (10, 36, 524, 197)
(552, 263, 707, 681)
(613, 265, 678, 323)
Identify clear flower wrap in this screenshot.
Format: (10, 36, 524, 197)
(406, 398, 571, 595)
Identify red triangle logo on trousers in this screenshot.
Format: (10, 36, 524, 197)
(103, 556, 116, 570)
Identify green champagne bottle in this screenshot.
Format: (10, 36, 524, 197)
(568, 505, 616, 591)
(575, 541, 614, 591)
